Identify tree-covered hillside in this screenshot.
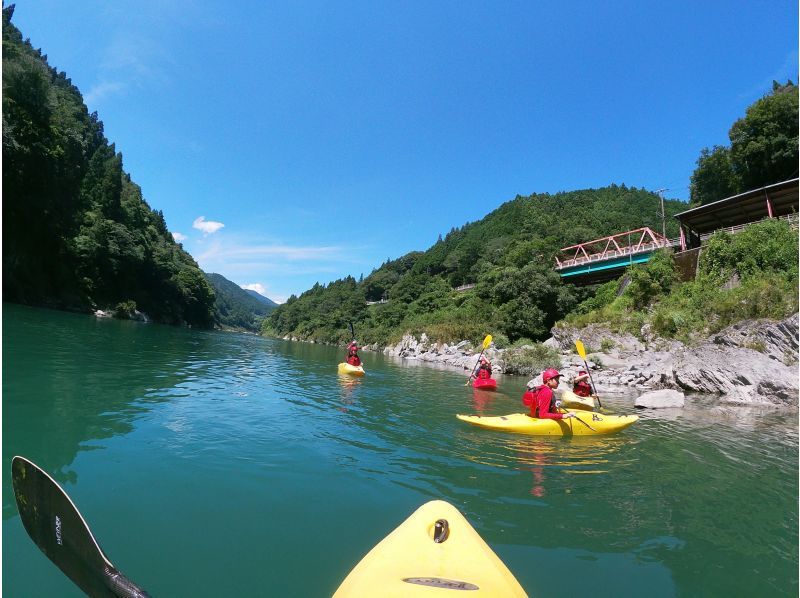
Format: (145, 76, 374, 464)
(205, 273, 276, 332)
(264, 186, 687, 346)
(2, 6, 216, 327)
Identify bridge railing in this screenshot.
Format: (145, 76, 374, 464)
(697, 213, 798, 242)
(554, 227, 674, 270)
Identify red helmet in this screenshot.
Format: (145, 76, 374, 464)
(542, 368, 562, 383)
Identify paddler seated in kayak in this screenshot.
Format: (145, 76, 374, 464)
(572, 370, 594, 397)
(522, 368, 577, 420)
(475, 357, 493, 380)
(346, 341, 361, 366)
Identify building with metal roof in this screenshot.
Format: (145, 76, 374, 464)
(673, 178, 798, 250)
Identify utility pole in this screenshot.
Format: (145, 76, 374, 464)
(655, 188, 667, 240)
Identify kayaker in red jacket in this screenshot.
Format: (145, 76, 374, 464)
(476, 357, 492, 380)
(572, 370, 593, 397)
(346, 342, 361, 366)
(523, 369, 577, 420)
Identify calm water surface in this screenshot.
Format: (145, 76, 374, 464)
(3, 304, 798, 596)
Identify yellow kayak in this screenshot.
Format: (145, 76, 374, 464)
(456, 411, 638, 436)
(558, 389, 596, 411)
(338, 362, 365, 376)
(334, 500, 527, 597)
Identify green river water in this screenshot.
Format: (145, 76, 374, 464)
(3, 304, 798, 596)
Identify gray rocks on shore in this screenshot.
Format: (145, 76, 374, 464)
(635, 389, 685, 409)
(378, 314, 799, 407)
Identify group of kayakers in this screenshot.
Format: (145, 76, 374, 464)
(344, 340, 598, 420)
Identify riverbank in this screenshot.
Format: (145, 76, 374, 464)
(367, 313, 799, 407)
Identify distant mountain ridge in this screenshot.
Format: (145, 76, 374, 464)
(244, 289, 278, 308)
(205, 273, 276, 331)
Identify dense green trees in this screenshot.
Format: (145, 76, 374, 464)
(2, 7, 216, 327)
(264, 185, 685, 346)
(690, 81, 798, 205)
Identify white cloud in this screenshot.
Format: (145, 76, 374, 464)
(197, 241, 342, 262)
(84, 81, 127, 106)
(241, 283, 268, 296)
(172, 231, 187, 242)
(193, 216, 225, 235)
(241, 283, 284, 303)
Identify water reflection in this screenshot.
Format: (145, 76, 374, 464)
(337, 374, 362, 411)
(471, 388, 497, 413)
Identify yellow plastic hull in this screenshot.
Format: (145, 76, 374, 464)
(456, 411, 637, 436)
(334, 500, 527, 597)
(338, 362, 365, 376)
(558, 389, 596, 411)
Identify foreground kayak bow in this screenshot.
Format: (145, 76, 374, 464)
(334, 500, 527, 597)
(11, 456, 150, 597)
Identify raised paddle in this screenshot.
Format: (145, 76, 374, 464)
(574, 339, 602, 408)
(465, 335, 493, 386)
(11, 456, 150, 597)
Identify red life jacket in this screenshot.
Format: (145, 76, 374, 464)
(573, 380, 592, 397)
(522, 386, 558, 416)
(347, 354, 361, 366)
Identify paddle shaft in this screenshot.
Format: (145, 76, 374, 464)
(560, 408, 596, 432)
(581, 360, 602, 408)
(465, 336, 492, 385)
(575, 341, 602, 408)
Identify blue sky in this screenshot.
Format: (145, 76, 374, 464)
(10, 1, 798, 303)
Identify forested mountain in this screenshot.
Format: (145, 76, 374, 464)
(244, 289, 278, 308)
(264, 186, 688, 346)
(205, 273, 276, 331)
(2, 6, 216, 327)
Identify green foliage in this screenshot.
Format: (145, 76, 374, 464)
(572, 279, 620, 315)
(2, 9, 216, 327)
(689, 146, 739, 207)
(503, 344, 562, 376)
(699, 219, 799, 281)
(690, 81, 798, 205)
(600, 338, 615, 352)
(113, 300, 137, 320)
(625, 250, 677, 309)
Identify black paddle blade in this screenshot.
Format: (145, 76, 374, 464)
(11, 456, 150, 598)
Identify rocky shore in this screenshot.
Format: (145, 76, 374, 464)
(372, 314, 799, 407)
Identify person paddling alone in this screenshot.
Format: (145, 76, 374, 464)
(572, 370, 593, 397)
(523, 368, 577, 420)
(475, 357, 493, 380)
(346, 341, 361, 367)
